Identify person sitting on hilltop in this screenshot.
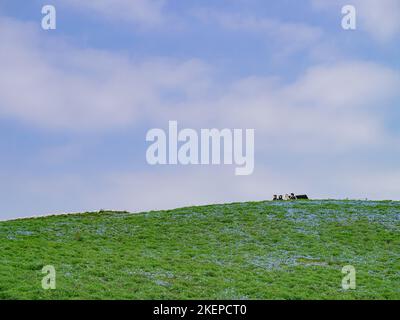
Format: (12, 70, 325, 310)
(284, 194, 290, 200)
(278, 195, 283, 201)
(289, 193, 297, 200)
(273, 195, 278, 201)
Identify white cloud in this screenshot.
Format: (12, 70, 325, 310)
(359, 0, 400, 41)
(0, 17, 211, 131)
(1, 15, 399, 153)
(166, 61, 400, 152)
(286, 62, 400, 109)
(312, 0, 400, 41)
(195, 9, 323, 55)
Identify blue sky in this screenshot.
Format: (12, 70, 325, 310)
(0, 0, 400, 220)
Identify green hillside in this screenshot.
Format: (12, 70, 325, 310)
(0, 200, 399, 300)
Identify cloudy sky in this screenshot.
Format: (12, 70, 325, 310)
(1, 0, 399, 220)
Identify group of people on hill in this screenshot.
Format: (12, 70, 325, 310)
(273, 193, 309, 201)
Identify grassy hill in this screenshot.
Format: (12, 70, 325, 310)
(0, 200, 399, 300)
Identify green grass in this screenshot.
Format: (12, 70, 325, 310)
(0, 200, 399, 300)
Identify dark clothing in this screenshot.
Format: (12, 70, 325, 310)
(296, 195, 309, 199)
